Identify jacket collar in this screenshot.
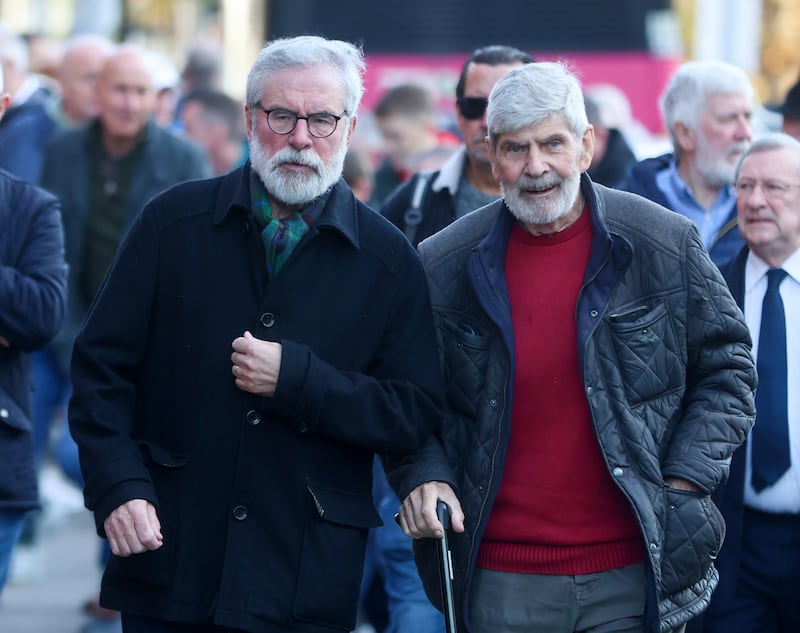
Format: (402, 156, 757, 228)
(214, 162, 361, 249)
(432, 146, 468, 195)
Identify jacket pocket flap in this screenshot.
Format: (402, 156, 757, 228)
(0, 394, 30, 432)
(306, 481, 382, 529)
(137, 441, 190, 468)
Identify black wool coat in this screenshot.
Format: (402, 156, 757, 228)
(69, 165, 444, 633)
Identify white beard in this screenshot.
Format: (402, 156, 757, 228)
(502, 169, 582, 226)
(249, 134, 348, 206)
(695, 134, 750, 188)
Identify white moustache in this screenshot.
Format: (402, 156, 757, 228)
(518, 176, 560, 192)
(272, 149, 322, 172)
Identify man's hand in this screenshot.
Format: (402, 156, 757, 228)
(396, 481, 465, 539)
(665, 477, 702, 493)
(104, 499, 163, 557)
(231, 331, 282, 396)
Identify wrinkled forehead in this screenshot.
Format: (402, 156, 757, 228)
(260, 65, 347, 111)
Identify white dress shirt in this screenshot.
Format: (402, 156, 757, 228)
(743, 249, 800, 513)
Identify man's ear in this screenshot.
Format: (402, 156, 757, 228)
(673, 121, 696, 153)
(244, 104, 252, 142)
(345, 113, 357, 145)
(579, 126, 595, 172)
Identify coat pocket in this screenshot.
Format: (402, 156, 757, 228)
(294, 481, 382, 630)
(103, 442, 189, 589)
(660, 487, 725, 596)
(438, 314, 492, 417)
(608, 301, 683, 406)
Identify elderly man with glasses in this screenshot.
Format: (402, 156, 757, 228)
(68, 35, 445, 633)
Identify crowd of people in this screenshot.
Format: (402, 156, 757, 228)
(0, 18, 798, 633)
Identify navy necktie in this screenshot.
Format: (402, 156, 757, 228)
(751, 267, 791, 492)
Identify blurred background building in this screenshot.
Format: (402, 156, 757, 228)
(0, 0, 797, 127)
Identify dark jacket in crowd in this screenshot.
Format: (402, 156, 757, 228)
(588, 127, 637, 187)
(387, 175, 756, 633)
(380, 148, 468, 247)
(40, 118, 211, 374)
(616, 153, 743, 267)
(68, 165, 445, 633)
(0, 168, 67, 510)
(0, 86, 57, 184)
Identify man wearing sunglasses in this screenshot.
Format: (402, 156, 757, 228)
(381, 45, 533, 246)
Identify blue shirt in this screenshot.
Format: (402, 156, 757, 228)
(655, 159, 737, 249)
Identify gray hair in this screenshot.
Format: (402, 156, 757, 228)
(487, 62, 589, 145)
(660, 60, 754, 142)
(487, 61, 588, 147)
(245, 36, 365, 126)
(734, 132, 800, 182)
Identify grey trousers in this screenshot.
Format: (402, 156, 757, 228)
(468, 563, 649, 633)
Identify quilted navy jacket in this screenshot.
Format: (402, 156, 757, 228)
(387, 175, 756, 633)
(0, 168, 67, 510)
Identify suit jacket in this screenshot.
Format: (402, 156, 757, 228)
(40, 118, 211, 373)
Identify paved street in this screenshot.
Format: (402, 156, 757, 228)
(0, 468, 114, 633)
(0, 467, 377, 633)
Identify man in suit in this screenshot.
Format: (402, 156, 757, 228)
(694, 132, 800, 633)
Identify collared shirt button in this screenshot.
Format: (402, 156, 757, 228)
(590, 309, 599, 318)
(612, 467, 624, 477)
(246, 410, 261, 426)
(260, 312, 275, 327)
(233, 505, 248, 521)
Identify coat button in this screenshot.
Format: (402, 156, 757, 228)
(612, 467, 624, 477)
(233, 505, 248, 521)
(489, 398, 498, 408)
(590, 309, 599, 318)
(298, 422, 310, 433)
(260, 312, 275, 327)
(649, 542, 658, 551)
(246, 410, 261, 426)
(0, 408, 8, 419)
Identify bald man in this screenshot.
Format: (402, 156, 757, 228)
(30, 47, 210, 533)
(48, 34, 114, 129)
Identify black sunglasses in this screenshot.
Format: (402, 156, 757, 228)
(457, 97, 489, 120)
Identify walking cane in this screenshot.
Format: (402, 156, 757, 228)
(436, 500, 458, 633)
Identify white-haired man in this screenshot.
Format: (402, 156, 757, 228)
(389, 62, 756, 633)
(68, 36, 444, 632)
(617, 60, 755, 267)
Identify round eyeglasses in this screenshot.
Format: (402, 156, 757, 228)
(255, 105, 347, 138)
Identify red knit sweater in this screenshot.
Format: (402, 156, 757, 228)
(477, 209, 644, 575)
